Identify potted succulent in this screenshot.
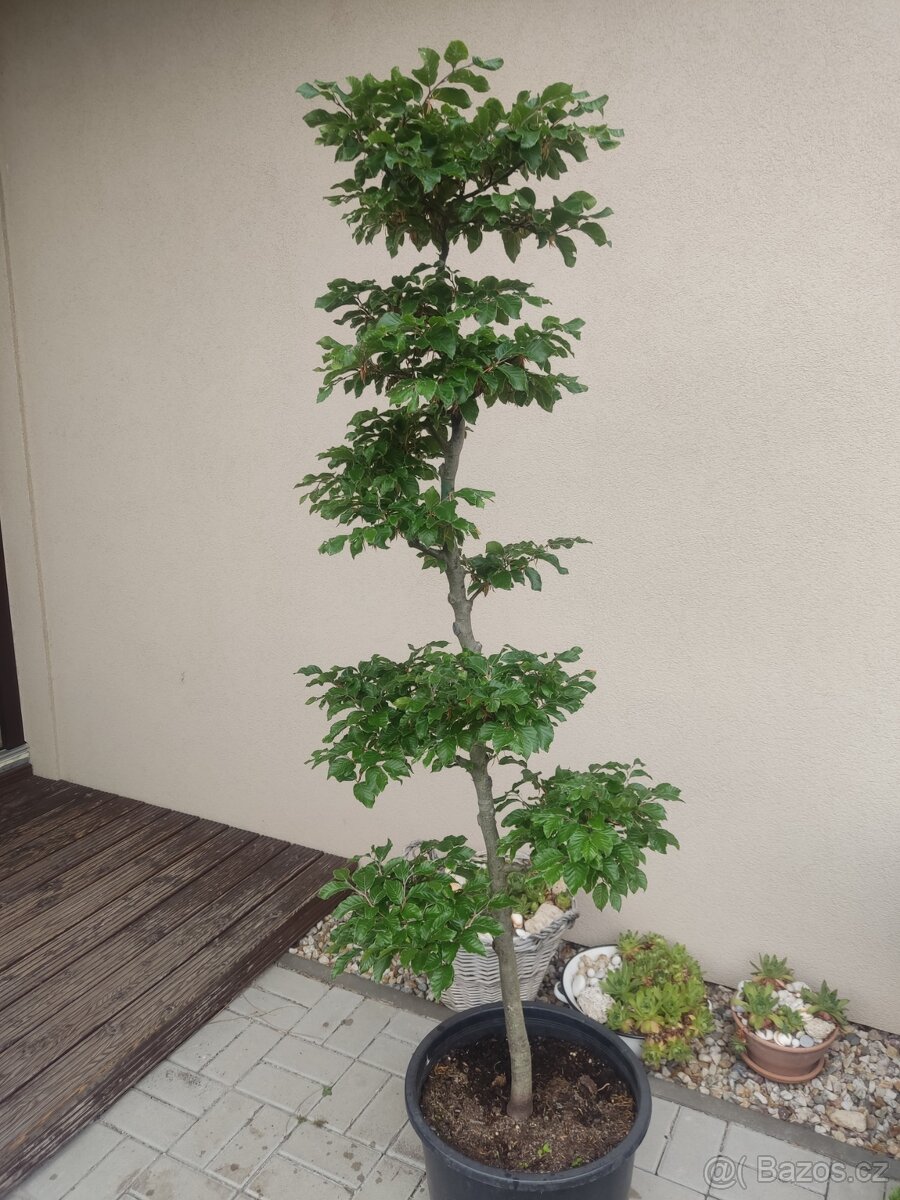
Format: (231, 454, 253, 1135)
(297, 41, 683, 1196)
(562, 932, 712, 1066)
(731, 954, 848, 1083)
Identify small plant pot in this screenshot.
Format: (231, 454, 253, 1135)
(404, 1000, 651, 1200)
(441, 907, 577, 1012)
(734, 1013, 839, 1083)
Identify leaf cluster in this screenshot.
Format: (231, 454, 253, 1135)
(601, 932, 711, 1067)
(298, 41, 620, 262)
(750, 953, 794, 989)
(319, 837, 503, 995)
(800, 980, 849, 1029)
(464, 536, 589, 596)
(299, 643, 596, 805)
(498, 761, 680, 910)
(312, 269, 587, 414)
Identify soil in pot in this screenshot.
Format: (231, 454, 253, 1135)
(420, 1035, 635, 1172)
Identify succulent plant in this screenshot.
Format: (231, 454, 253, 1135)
(750, 953, 794, 989)
(734, 958, 849, 1045)
(740, 981, 778, 1031)
(504, 864, 571, 918)
(801, 981, 849, 1029)
(604, 932, 712, 1067)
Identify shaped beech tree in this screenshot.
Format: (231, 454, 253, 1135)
(298, 43, 682, 1120)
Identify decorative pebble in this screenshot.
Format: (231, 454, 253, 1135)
(523, 901, 566, 935)
(291, 922, 899, 1159)
(577, 987, 614, 1023)
(804, 1016, 835, 1043)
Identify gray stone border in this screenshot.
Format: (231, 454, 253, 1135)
(276, 951, 899, 1182)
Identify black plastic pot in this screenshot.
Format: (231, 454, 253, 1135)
(404, 1000, 652, 1199)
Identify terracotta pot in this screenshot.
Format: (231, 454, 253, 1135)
(733, 1012, 838, 1083)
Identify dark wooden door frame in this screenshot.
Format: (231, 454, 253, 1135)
(0, 520, 25, 751)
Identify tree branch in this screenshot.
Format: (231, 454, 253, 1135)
(405, 537, 447, 564)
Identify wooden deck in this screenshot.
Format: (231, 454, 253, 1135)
(0, 768, 343, 1194)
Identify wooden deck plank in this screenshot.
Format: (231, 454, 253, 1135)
(0, 794, 141, 899)
(0, 849, 343, 1190)
(0, 765, 34, 796)
(0, 844, 321, 1097)
(0, 783, 85, 839)
(0, 775, 342, 1194)
(0, 826, 271, 1051)
(0, 821, 241, 1011)
(0, 810, 201, 969)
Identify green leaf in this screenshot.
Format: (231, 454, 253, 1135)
(472, 56, 504, 71)
(430, 961, 454, 996)
(432, 87, 471, 109)
(428, 326, 457, 356)
(296, 82, 320, 98)
(541, 82, 573, 104)
(412, 47, 440, 86)
(581, 222, 609, 248)
(501, 230, 521, 263)
(303, 109, 332, 128)
(524, 567, 542, 591)
(555, 235, 577, 267)
(497, 362, 527, 391)
(443, 40, 469, 66)
(555, 646, 583, 662)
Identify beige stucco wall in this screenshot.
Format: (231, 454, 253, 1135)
(0, 0, 898, 1031)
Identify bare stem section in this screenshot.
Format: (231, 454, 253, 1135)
(441, 410, 534, 1121)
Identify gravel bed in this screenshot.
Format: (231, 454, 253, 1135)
(291, 917, 899, 1158)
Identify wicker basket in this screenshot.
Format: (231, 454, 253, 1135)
(442, 904, 577, 1012)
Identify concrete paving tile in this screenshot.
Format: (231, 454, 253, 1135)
(236, 1061, 323, 1114)
(709, 1166, 831, 1199)
(354, 1154, 423, 1200)
(386, 1123, 425, 1169)
(265, 1033, 353, 1084)
(244, 1153, 351, 1200)
(324, 998, 395, 1057)
(291, 988, 363, 1043)
(11, 1124, 122, 1200)
(132, 1154, 238, 1199)
(207, 1103, 293, 1188)
(253, 965, 330, 1008)
(359, 1033, 413, 1076)
(382, 1011, 440, 1046)
(65, 1137, 157, 1200)
(722, 1123, 830, 1194)
(169, 1011, 248, 1072)
(348, 1076, 408, 1151)
(307, 1061, 389, 1133)
(280, 1120, 380, 1187)
(227, 987, 309, 1031)
(827, 1173, 889, 1199)
(634, 1095, 679, 1174)
(170, 1090, 260, 1168)
(657, 1106, 726, 1194)
(628, 1165, 705, 1197)
(102, 1088, 195, 1150)
(137, 1061, 226, 1116)
(203, 1022, 283, 1085)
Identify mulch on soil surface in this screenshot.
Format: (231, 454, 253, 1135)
(420, 1035, 636, 1172)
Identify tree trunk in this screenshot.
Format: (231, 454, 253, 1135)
(440, 412, 534, 1122)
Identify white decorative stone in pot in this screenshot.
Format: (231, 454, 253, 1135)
(578, 987, 614, 1023)
(803, 1016, 834, 1042)
(523, 901, 566, 934)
